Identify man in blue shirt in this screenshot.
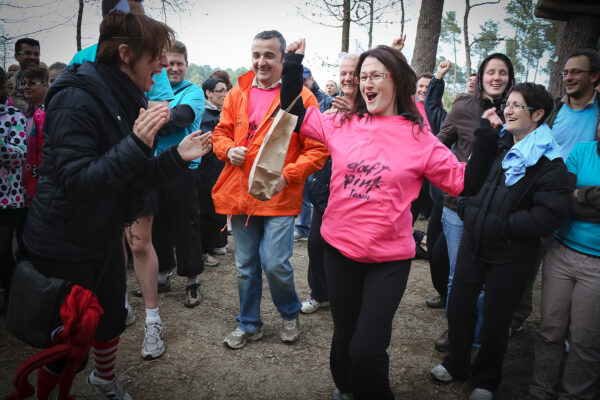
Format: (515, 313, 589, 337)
(510, 48, 600, 336)
(151, 40, 206, 315)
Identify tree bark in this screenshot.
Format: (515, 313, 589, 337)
(463, 0, 472, 75)
(548, 15, 600, 97)
(411, 0, 444, 75)
(342, 0, 351, 52)
(76, 0, 83, 51)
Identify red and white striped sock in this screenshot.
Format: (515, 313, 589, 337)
(91, 336, 120, 381)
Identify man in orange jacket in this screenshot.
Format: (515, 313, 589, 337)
(212, 30, 328, 350)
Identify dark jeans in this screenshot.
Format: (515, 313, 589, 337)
(307, 209, 328, 302)
(426, 203, 449, 298)
(0, 208, 27, 294)
(443, 244, 537, 392)
(197, 175, 227, 252)
(325, 242, 411, 400)
(153, 169, 204, 277)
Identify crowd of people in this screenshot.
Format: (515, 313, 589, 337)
(1, 0, 599, 399)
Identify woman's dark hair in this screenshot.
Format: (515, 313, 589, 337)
(210, 69, 232, 90)
(0, 68, 7, 104)
(202, 78, 224, 97)
(507, 82, 554, 126)
(344, 45, 422, 129)
(476, 53, 515, 101)
(23, 66, 48, 84)
(96, 12, 174, 71)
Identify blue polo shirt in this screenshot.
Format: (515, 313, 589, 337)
(155, 80, 205, 168)
(555, 141, 600, 256)
(551, 94, 599, 159)
(69, 43, 174, 102)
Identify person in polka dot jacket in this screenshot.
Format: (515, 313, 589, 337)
(0, 66, 27, 304)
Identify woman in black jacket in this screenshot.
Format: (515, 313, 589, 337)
(21, 11, 211, 399)
(430, 83, 570, 400)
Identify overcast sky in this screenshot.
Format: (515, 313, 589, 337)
(2, 0, 543, 86)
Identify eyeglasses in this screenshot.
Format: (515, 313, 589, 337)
(21, 81, 43, 88)
(354, 73, 389, 84)
(501, 103, 534, 112)
(16, 51, 41, 57)
(212, 88, 228, 94)
(560, 69, 591, 77)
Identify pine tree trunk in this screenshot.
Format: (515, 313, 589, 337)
(411, 0, 445, 75)
(463, 0, 472, 75)
(548, 15, 600, 97)
(76, 0, 84, 51)
(342, 0, 351, 52)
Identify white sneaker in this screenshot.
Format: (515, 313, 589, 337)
(141, 321, 165, 359)
(87, 371, 132, 400)
(430, 364, 453, 382)
(223, 327, 263, 349)
(300, 297, 329, 314)
(202, 253, 220, 267)
(213, 245, 228, 255)
(469, 388, 494, 400)
(280, 317, 300, 343)
(125, 306, 136, 326)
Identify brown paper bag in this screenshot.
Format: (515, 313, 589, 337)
(248, 94, 302, 201)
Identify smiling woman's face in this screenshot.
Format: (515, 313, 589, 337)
(359, 56, 396, 116)
(123, 49, 169, 92)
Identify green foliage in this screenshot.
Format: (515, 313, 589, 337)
(504, 0, 556, 82)
(440, 11, 461, 46)
(184, 63, 249, 87)
(472, 20, 500, 63)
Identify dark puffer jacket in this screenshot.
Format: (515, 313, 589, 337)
(457, 122, 570, 261)
(23, 62, 188, 262)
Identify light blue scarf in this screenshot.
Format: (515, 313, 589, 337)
(500, 123, 563, 186)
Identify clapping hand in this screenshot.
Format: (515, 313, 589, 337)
(177, 131, 213, 161)
(133, 105, 169, 147)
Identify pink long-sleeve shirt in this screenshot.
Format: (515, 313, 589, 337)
(300, 107, 465, 263)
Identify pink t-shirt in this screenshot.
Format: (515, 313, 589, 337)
(300, 107, 465, 263)
(245, 86, 280, 147)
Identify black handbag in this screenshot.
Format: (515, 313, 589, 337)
(7, 260, 72, 349)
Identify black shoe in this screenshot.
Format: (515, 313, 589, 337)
(426, 295, 446, 309)
(435, 329, 449, 352)
(184, 283, 201, 308)
(508, 319, 523, 337)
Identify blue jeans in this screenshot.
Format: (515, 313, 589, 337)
(294, 177, 312, 237)
(442, 207, 484, 347)
(231, 215, 301, 333)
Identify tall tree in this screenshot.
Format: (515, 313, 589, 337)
(547, 16, 600, 96)
(76, 0, 84, 51)
(439, 11, 461, 95)
(411, 0, 444, 75)
(472, 19, 499, 64)
(462, 0, 501, 74)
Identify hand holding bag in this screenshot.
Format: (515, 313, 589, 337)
(248, 93, 302, 201)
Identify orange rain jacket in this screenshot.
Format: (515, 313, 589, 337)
(211, 70, 329, 217)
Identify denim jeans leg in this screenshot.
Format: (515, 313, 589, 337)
(260, 216, 302, 320)
(442, 207, 484, 347)
(231, 215, 264, 333)
(294, 177, 312, 237)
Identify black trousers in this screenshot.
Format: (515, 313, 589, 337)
(443, 243, 537, 392)
(426, 203, 449, 298)
(29, 240, 126, 342)
(153, 169, 204, 277)
(307, 209, 328, 302)
(325, 242, 411, 400)
(0, 208, 27, 294)
(197, 175, 227, 253)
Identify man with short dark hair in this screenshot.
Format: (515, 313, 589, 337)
(7, 38, 40, 112)
(302, 66, 329, 104)
(212, 30, 328, 350)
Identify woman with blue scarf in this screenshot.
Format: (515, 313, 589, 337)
(430, 83, 570, 400)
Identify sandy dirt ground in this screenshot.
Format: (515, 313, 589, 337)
(1, 220, 544, 400)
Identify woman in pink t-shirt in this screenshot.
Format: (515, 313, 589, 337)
(282, 40, 466, 399)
